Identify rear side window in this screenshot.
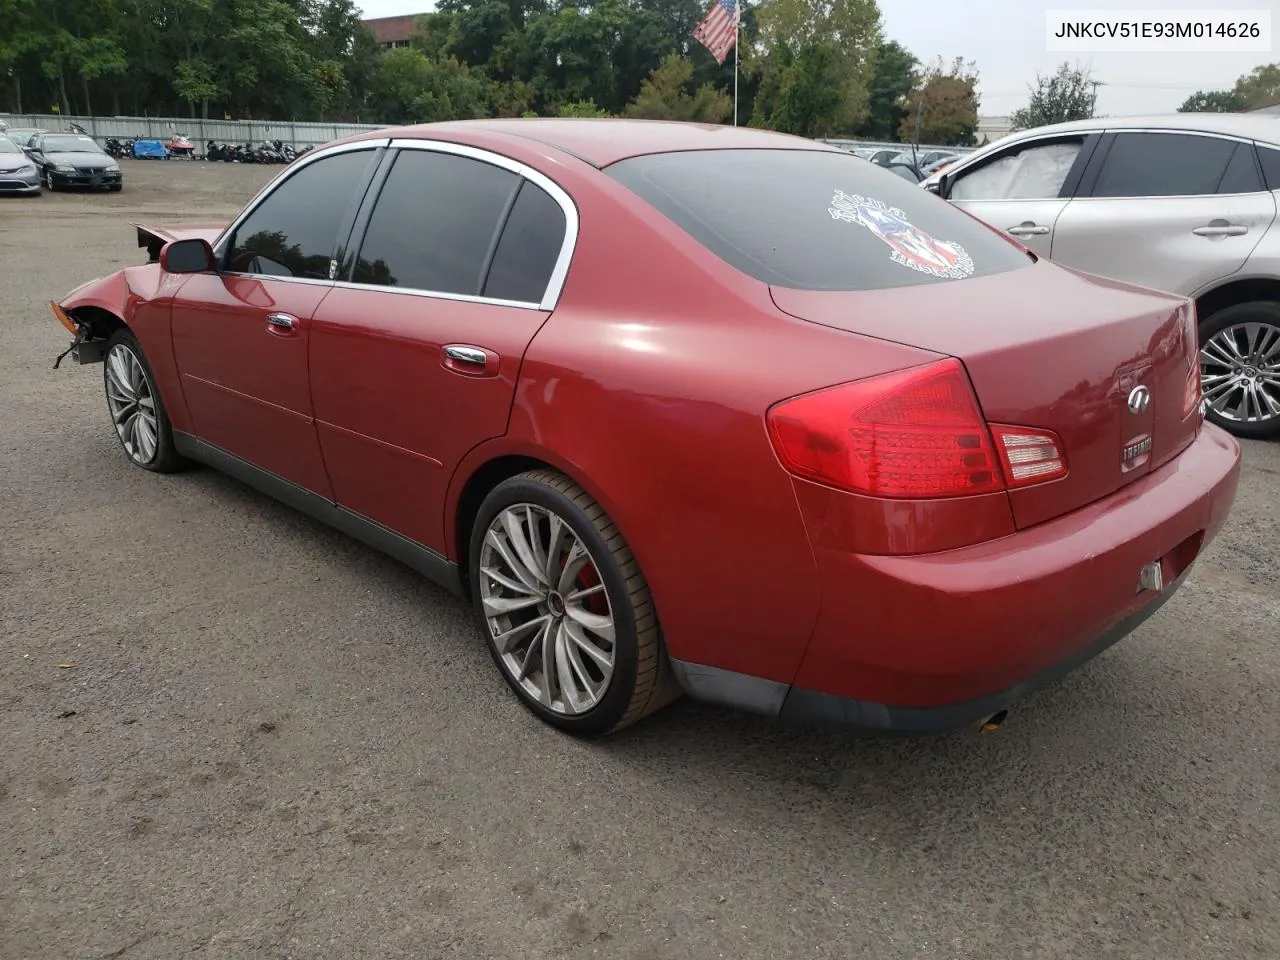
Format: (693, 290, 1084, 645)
(1258, 145, 1280, 191)
(606, 149, 1031, 291)
(1089, 133, 1238, 197)
(482, 180, 567, 303)
(226, 149, 375, 279)
(352, 149, 519, 295)
(1216, 142, 1264, 194)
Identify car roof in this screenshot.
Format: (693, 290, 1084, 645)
(368, 118, 838, 168)
(992, 112, 1280, 146)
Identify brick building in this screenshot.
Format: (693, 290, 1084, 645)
(362, 14, 429, 51)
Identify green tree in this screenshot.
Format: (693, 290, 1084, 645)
(368, 46, 491, 124)
(856, 38, 915, 141)
(1008, 61, 1096, 132)
(899, 56, 979, 145)
(1233, 63, 1280, 109)
(558, 98, 610, 116)
(751, 0, 881, 133)
(1178, 89, 1246, 112)
(624, 52, 731, 123)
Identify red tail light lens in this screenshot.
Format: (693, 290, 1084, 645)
(766, 359, 1005, 498)
(990, 425, 1067, 487)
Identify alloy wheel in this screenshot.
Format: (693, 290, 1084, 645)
(1200, 321, 1280, 426)
(478, 503, 616, 716)
(105, 343, 160, 465)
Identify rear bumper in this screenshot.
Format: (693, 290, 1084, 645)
(672, 423, 1241, 733)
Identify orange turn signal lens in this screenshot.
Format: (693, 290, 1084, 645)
(50, 301, 77, 334)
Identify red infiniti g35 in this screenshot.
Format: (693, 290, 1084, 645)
(51, 119, 1241, 737)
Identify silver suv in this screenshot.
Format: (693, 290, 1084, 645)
(926, 114, 1280, 439)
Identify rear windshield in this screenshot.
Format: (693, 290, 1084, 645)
(606, 148, 1032, 291)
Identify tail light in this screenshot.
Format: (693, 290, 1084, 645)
(767, 359, 1067, 499)
(1181, 303, 1203, 419)
(989, 425, 1067, 486)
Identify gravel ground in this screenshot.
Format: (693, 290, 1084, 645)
(2, 159, 1279, 960)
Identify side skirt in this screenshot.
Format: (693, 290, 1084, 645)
(173, 431, 465, 597)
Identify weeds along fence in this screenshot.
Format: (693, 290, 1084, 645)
(1, 112, 975, 158)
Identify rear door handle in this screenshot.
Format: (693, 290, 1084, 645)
(1192, 223, 1248, 237)
(1007, 222, 1050, 236)
(442, 343, 499, 377)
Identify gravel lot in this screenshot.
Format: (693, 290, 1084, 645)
(2, 158, 1279, 960)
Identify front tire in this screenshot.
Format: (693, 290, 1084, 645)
(44, 169, 57, 191)
(103, 329, 186, 472)
(469, 470, 678, 736)
(1199, 301, 1280, 439)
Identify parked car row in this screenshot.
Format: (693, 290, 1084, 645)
(920, 113, 1280, 439)
(0, 129, 123, 193)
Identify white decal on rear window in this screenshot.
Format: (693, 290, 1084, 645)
(828, 189, 975, 280)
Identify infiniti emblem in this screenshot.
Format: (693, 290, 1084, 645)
(1127, 385, 1151, 415)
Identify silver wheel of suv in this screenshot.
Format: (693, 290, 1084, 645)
(1200, 320, 1280, 430)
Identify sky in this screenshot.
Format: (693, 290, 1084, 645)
(354, 0, 1279, 117)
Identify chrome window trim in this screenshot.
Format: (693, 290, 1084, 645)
(384, 137, 579, 312)
(208, 136, 581, 312)
(330, 279, 542, 311)
(211, 138, 391, 273)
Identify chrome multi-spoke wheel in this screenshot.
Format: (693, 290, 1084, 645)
(469, 470, 678, 735)
(479, 503, 616, 715)
(101, 330, 183, 472)
(1199, 306, 1280, 438)
(106, 342, 160, 465)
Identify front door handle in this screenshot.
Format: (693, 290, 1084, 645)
(1192, 222, 1248, 237)
(1007, 222, 1050, 236)
(265, 313, 298, 335)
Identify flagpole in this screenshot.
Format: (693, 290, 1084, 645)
(732, 3, 740, 126)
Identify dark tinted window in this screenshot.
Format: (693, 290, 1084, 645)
(482, 181, 567, 303)
(353, 149, 518, 295)
(1091, 133, 1237, 197)
(606, 149, 1031, 291)
(1217, 142, 1264, 193)
(226, 150, 375, 279)
(1257, 145, 1280, 191)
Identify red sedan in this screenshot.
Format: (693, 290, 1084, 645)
(51, 119, 1241, 737)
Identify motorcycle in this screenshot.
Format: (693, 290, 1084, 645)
(104, 137, 129, 159)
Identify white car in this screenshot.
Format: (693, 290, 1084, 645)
(926, 113, 1280, 438)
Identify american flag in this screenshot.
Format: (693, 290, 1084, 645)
(692, 0, 739, 64)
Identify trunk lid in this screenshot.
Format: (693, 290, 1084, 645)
(770, 261, 1201, 529)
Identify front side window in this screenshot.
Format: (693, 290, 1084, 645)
(351, 149, 520, 296)
(949, 139, 1083, 201)
(1090, 132, 1239, 198)
(225, 149, 376, 279)
(607, 148, 1031, 292)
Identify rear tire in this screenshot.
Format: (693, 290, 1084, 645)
(1199, 300, 1280, 439)
(469, 469, 679, 737)
(103, 329, 187, 473)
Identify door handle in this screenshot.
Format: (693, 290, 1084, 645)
(442, 343, 499, 377)
(265, 312, 298, 334)
(444, 345, 487, 365)
(1007, 222, 1050, 236)
(1192, 223, 1248, 237)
